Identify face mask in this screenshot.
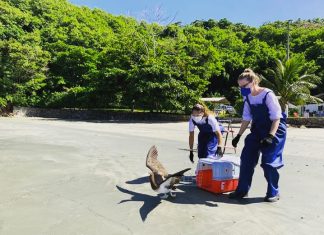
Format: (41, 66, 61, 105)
(240, 87, 251, 96)
(191, 115, 203, 123)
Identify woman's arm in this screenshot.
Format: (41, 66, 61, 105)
(265, 92, 282, 136)
(269, 119, 280, 136)
(238, 120, 251, 135)
(232, 120, 251, 147)
(208, 116, 223, 146)
(215, 130, 223, 146)
(240, 99, 252, 135)
(189, 131, 194, 150)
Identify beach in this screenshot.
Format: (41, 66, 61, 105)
(0, 117, 323, 235)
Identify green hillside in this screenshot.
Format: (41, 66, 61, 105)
(0, 0, 323, 112)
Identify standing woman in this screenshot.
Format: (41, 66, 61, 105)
(188, 104, 223, 163)
(229, 69, 287, 202)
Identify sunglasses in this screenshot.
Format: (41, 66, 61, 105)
(239, 81, 251, 88)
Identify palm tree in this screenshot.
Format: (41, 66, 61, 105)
(261, 56, 322, 114)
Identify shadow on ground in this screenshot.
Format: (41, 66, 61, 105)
(117, 176, 264, 222)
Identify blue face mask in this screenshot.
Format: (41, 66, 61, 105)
(240, 87, 251, 96)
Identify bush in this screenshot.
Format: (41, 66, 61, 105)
(234, 98, 244, 117)
(0, 97, 7, 108)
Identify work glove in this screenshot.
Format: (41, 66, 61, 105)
(189, 150, 194, 163)
(232, 134, 241, 148)
(260, 134, 275, 147)
(216, 146, 223, 157)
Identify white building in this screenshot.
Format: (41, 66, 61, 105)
(300, 103, 324, 117)
(299, 94, 324, 117)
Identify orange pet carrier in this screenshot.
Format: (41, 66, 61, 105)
(196, 156, 240, 194)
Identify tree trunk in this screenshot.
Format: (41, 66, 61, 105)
(285, 104, 289, 117)
(280, 101, 288, 117)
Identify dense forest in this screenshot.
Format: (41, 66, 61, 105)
(0, 0, 323, 113)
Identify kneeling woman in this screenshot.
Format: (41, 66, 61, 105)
(230, 69, 287, 202)
(188, 104, 223, 162)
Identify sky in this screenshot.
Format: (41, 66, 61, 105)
(69, 0, 324, 27)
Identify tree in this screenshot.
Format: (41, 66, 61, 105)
(1, 0, 323, 112)
(261, 56, 322, 114)
(0, 39, 50, 107)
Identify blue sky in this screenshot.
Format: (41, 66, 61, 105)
(69, 0, 324, 27)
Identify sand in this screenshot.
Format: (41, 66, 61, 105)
(0, 117, 323, 235)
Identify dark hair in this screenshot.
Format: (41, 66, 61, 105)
(192, 103, 205, 113)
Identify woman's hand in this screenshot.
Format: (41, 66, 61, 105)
(189, 132, 194, 163)
(232, 134, 241, 147)
(232, 120, 250, 147)
(260, 134, 275, 147)
(216, 146, 223, 157)
(189, 151, 194, 163)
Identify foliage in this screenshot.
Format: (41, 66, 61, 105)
(261, 56, 322, 112)
(0, 0, 323, 113)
